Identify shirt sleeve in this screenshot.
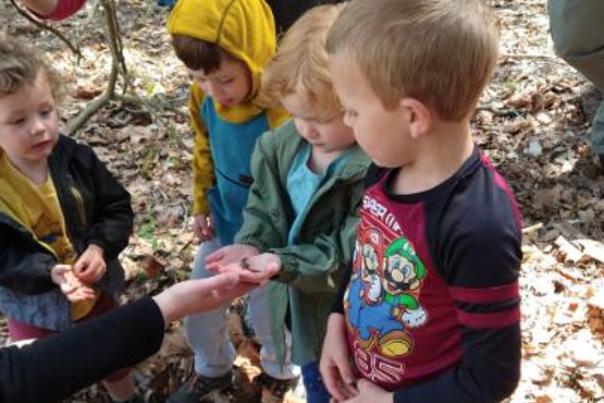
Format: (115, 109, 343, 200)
(32, 0, 86, 20)
(83, 144, 134, 261)
(189, 84, 214, 216)
(0, 245, 56, 294)
(0, 297, 165, 403)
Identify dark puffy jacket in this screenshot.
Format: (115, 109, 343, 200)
(0, 135, 133, 330)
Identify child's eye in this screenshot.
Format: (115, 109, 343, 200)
(219, 78, 234, 85)
(40, 108, 53, 117)
(316, 116, 335, 125)
(10, 118, 26, 126)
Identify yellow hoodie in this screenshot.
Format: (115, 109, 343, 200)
(167, 0, 288, 215)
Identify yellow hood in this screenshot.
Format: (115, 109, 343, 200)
(167, 0, 276, 119)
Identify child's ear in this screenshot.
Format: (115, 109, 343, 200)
(400, 98, 432, 139)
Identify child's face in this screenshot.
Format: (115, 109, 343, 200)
(330, 53, 414, 168)
(189, 56, 252, 108)
(0, 70, 59, 165)
(281, 92, 355, 153)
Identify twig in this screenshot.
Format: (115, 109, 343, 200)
(67, 0, 124, 133)
(501, 53, 567, 64)
(67, 53, 118, 133)
(8, 0, 82, 59)
(102, 0, 129, 92)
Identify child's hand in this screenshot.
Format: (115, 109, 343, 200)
(205, 244, 260, 271)
(342, 379, 393, 403)
(320, 313, 358, 402)
(192, 214, 214, 243)
(214, 253, 281, 284)
(73, 244, 106, 284)
(51, 264, 96, 302)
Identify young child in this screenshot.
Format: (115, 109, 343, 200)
(0, 37, 137, 402)
(205, 4, 369, 402)
(165, 0, 296, 401)
(319, 0, 523, 402)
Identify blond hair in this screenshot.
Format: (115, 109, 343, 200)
(0, 35, 63, 100)
(326, 0, 499, 121)
(260, 4, 345, 118)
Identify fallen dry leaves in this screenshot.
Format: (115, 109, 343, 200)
(1, 0, 603, 402)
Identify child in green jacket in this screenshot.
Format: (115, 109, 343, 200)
(205, 5, 369, 402)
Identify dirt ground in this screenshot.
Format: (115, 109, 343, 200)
(1, 0, 603, 402)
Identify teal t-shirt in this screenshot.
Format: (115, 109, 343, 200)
(286, 142, 351, 245)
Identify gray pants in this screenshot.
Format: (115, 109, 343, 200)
(184, 239, 300, 380)
(548, 0, 604, 154)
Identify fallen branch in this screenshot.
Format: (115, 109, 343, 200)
(67, 0, 124, 133)
(501, 53, 567, 64)
(67, 55, 118, 134)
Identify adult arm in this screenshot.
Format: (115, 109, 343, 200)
(0, 297, 164, 403)
(0, 273, 252, 403)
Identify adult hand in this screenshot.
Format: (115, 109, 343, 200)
(205, 243, 259, 271)
(51, 264, 96, 302)
(152, 272, 257, 324)
(320, 313, 358, 402)
(73, 244, 106, 283)
(192, 214, 214, 243)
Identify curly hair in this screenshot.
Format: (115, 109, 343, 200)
(0, 35, 63, 101)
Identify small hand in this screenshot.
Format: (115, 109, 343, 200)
(73, 244, 106, 284)
(51, 264, 96, 302)
(320, 313, 358, 402)
(342, 379, 393, 403)
(205, 244, 260, 271)
(192, 214, 214, 243)
(212, 253, 281, 284)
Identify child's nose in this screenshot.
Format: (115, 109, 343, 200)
(29, 117, 47, 137)
(302, 123, 318, 139)
(207, 81, 224, 99)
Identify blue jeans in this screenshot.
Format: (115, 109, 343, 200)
(302, 361, 331, 403)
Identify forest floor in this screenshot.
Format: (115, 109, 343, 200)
(1, 0, 604, 402)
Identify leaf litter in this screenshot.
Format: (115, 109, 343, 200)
(1, 0, 604, 402)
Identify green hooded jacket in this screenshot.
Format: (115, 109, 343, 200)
(235, 120, 370, 365)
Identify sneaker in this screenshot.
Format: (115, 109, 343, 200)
(167, 371, 233, 403)
(256, 373, 299, 403)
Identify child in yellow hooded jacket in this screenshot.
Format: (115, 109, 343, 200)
(166, 1, 298, 402)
